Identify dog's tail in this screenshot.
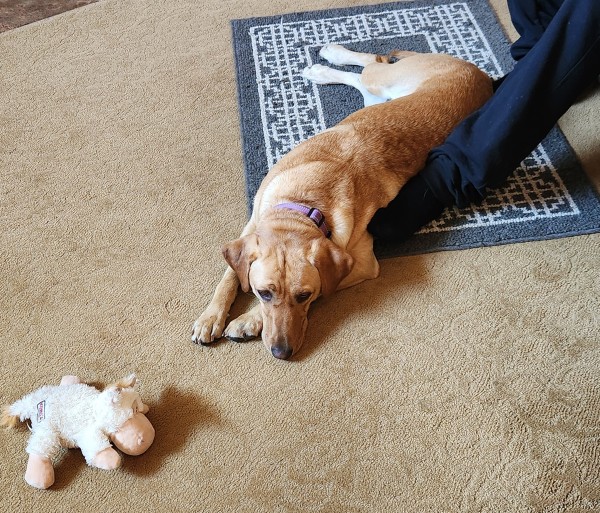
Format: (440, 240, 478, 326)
(376, 50, 419, 63)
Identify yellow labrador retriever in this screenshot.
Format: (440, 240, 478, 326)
(192, 44, 492, 359)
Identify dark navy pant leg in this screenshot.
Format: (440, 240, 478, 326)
(421, 0, 600, 208)
(369, 0, 600, 241)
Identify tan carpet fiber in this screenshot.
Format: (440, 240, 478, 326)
(1, 1, 599, 511)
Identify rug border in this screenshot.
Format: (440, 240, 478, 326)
(231, 0, 516, 214)
(231, 0, 600, 257)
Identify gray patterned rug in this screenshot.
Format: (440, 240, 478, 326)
(231, 0, 600, 257)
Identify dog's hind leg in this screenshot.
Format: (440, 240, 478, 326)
(319, 44, 418, 67)
(318, 44, 378, 67)
(302, 64, 384, 107)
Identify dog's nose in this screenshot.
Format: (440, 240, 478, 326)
(271, 346, 293, 360)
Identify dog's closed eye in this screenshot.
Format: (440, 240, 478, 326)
(296, 292, 311, 303)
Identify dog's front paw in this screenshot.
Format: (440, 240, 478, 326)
(223, 310, 263, 343)
(191, 309, 228, 345)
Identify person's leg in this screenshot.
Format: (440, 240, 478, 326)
(508, 0, 564, 60)
(369, 0, 600, 241)
(424, 0, 600, 207)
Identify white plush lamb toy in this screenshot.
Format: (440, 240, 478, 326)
(2, 374, 155, 489)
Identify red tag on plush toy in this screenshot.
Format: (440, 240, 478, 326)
(36, 401, 45, 423)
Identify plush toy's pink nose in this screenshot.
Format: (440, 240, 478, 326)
(111, 413, 155, 456)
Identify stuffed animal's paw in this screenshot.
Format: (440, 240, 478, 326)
(91, 447, 122, 470)
(25, 453, 55, 489)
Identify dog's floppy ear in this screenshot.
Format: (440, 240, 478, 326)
(310, 238, 354, 297)
(222, 233, 259, 293)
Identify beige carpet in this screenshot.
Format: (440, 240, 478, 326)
(1, 0, 599, 511)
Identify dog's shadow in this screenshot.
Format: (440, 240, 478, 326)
(298, 254, 429, 360)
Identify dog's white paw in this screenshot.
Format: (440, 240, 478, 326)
(319, 43, 348, 65)
(191, 309, 227, 345)
(302, 64, 335, 85)
(223, 312, 263, 343)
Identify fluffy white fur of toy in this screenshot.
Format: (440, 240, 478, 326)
(8, 375, 147, 464)
(2, 373, 154, 489)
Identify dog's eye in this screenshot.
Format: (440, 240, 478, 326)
(296, 292, 311, 303)
(258, 290, 272, 301)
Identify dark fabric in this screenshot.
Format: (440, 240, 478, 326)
(368, 173, 445, 241)
(424, 0, 600, 208)
(508, 0, 564, 59)
(370, 0, 600, 241)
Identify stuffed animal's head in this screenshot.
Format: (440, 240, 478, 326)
(96, 374, 149, 433)
(95, 374, 155, 455)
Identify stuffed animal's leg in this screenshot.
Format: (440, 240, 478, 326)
(79, 431, 121, 469)
(25, 453, 55, 489)
(24, 430, 62, 489)
(90, 447, 122, 470)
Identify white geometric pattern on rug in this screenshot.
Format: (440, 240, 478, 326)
(248, 2, 580, 232)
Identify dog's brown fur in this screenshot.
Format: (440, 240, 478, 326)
(192, 48, 493, 359)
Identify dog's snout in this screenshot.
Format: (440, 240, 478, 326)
(271, 345, 293, 360)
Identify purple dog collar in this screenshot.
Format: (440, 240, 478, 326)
(274, 202, 332, 238)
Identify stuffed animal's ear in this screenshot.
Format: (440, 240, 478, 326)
(222, 233, 259, 293)
(309, 238, 354, 297)
(105, 373, 137, 394)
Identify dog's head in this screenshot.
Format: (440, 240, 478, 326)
(222, 230, 353, 359)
